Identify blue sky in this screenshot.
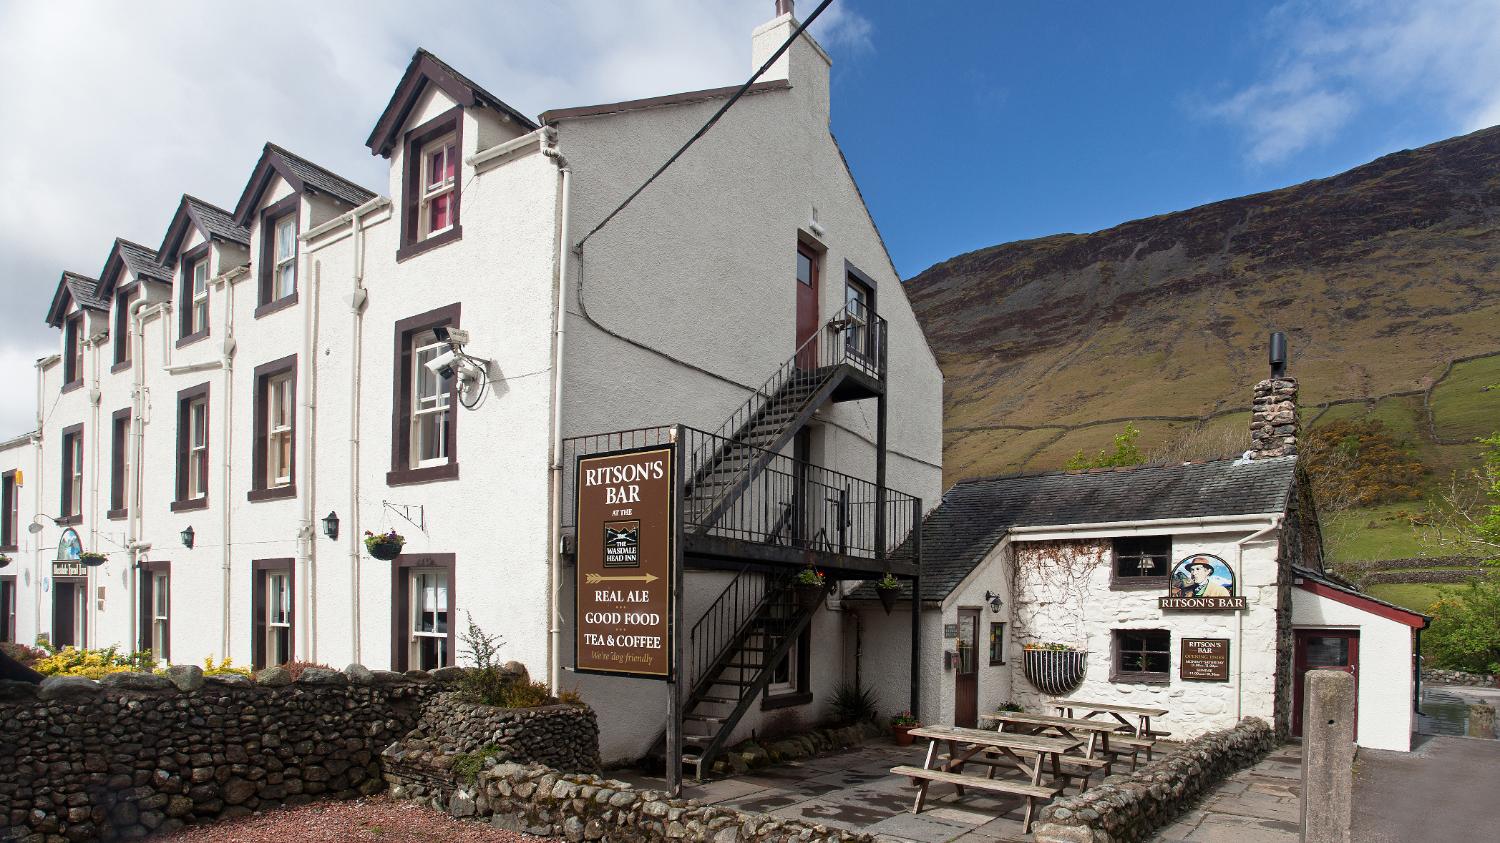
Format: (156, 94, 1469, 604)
(2, 1, 1498, 434)
(832, 0, 1500, 277)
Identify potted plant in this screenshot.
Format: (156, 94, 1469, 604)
(1022, 642, 1087, 696)
(78, 551, 108, 567)
(364, 529, 405, 561)
(874, 572, 900, 615)
(793, 565, 826, 611)
(890, 710, 920, 746)
(0, 553, 11, 569)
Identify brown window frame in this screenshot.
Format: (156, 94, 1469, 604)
(177, 243, 212, 347)
(397, 107, 464, 262)
(59, 423, 84, 525)
(171, 383, 210, 512)
(0, 574, 15, 643)
(761, 626, 812, 710)
(1, 469, 18, 551)
(251, 558, 295, 670)
(388, 303, 461, 486)
(112, 283, 138, 372)
(988, 621, 1007, 666)
(62, 315, 84, 391)
(1110, 535, 1171, 589)
(1111, 628, 1171, 685)
(390, 552, 457, 671)
(108, 407, 131, 519)
(249, 355, 298, 501)
(139, 560, 171, 661)
(255, 194, 300, 318)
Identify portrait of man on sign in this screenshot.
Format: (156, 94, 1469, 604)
(1171, 554, 1233, 598)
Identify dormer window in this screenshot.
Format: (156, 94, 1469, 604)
(256, 194, 300, 317)
(274, 216, 296, 298)
(112, 287, 135, 370)
(191, 260, 209, 331)
(398, 108, 463, 261)
(63, 316, 84, 388)
(178, 244, 211, 345)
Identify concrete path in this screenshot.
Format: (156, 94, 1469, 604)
(1152, 744, 1302, 842)
(1351, 733, 1500, 843)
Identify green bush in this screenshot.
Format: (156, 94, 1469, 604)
(1426, 578, 1500, 674)
(451, 746, 504, 784)
(1065, 422, 1144, 471)
(829, 681, 878, 725)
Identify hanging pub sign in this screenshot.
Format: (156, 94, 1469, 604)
(1180, 638, 1231, 681)
(574, 444, 676, 680)
(1159, 553, 1246, 610)
(53, 528, 85, 577)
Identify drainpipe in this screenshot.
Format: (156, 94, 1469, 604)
(87, 330, 102, 647)
(1235, 515, 1283, 721)
(544, 127, 570, 694)
(127, 297, 160, 652)
(33, 357, 49, 644)
(218, 270, 239, 660)
(300, 260, 322, 663)
(345, 198, 382, 664)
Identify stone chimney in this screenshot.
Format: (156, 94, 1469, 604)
(775, 0, 795, 16)
(752, 0, 831, 122)
(1250, 331, 1298, 458)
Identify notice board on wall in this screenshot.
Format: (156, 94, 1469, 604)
(574, 444, 676, 680)
(1180, 638, 1230, 681)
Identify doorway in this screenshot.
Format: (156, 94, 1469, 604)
(955, 608, 980, 728)
(795, 243, 819, 369)
(1293, 629, 1359, 738)
(52, 577, 87, 648)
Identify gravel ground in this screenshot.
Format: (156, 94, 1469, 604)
(151, 797, 546, 842)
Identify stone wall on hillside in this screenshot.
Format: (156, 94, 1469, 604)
(1423, 668, 1495, 687)
(0, 666, 433, 842)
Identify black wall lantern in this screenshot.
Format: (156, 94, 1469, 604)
(181, 525, 194, 549)
(322, 511, 339, 541)
(984, 590, 1004, 614)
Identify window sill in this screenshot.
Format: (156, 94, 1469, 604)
(1109, 579, 1168, 591)
(1110, 673, 1170, 686)
(0, 543, 17, 553)
(247, 485, 296, 503)
(386, 462, 459, 487)
(396, 225, 463, 263)
(254, 292, 299, 319)
(761, 691, 813, 711)
(110, 360, 131, 374)
(61, 380, 83, 394)
(106, 508, 128, 521)
(176, 330, 209, 349)
(170, 497, 208, 513)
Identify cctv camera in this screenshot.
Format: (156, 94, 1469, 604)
(425, 349, 458, 380)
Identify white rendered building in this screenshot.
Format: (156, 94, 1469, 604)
(4, 4, 943, 767)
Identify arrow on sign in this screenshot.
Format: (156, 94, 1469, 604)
(586, 572, 659, 584)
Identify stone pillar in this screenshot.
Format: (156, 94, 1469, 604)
(1250, 377, 1299, 458)
(1468, 702, 1496, 739)
(1300, 669, 1355, 843)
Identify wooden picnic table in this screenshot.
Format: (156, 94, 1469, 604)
(981, 710, 1120, 759)
(1048, 698, 1169, 738)
(890, 724, 1082, 833)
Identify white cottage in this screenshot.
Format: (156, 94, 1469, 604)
(854, 364, 1428, 753)
(1, 2, 944, 774)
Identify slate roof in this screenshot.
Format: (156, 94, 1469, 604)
(367, 48, 538, 157)
(46, 271, 107, 327)
(1292, 564, 1431, 625)
(116, 239, 172, 283)
(184, 195, 249, 245)
(852, 456, 1299, 604)
(233, 143, 378, 223)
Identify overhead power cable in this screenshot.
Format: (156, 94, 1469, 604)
(574, 0, 836, 251)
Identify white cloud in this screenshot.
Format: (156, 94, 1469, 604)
(1207, 0, 1500, 164)
(0, 0, 873, 439)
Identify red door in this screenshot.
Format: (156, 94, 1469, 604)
(955, 608, 980, 728)
(795, 244, 819, 369)
(1293, 630, 1359, 738)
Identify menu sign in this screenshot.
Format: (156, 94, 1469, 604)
(574, 445, 676, 679)
(1180, 638, 1230, 681)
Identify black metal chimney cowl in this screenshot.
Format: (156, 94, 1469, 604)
(1269, 331, 1288, 378)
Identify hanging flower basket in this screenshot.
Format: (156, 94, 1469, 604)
(793, 565, 826, 611)
(1022, 645, 1087, 696)
(364, 529, 405, 561)
(875, 572, 901, 615)
(0, 553, 12, 569)
(78, 551, 108, 568)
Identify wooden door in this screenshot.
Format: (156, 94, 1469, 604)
(53, 580, 79, 647)
(1293, 629, 1360, 738)
(795, 244, 819, 368)
(955, 608, 980, 728)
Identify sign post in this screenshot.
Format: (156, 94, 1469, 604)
(572, 436, 681, 791)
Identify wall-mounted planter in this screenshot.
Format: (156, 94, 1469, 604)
(794, 583, 826, 612)
(367, 542, 403, 561)
(876, 588, 898, 615)
(1023, 648, 1087, 696)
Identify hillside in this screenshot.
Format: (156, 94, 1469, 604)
(908, 124, 1500, 486)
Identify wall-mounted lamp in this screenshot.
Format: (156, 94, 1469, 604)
(27, 513, 63, 535)
(984, 590, 1004, 614)
(180, 526, 194, 549)
(322, 511, 339, 541)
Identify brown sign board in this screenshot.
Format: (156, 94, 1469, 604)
(574, 445, 676, 680)
(1180, 638, 1230, 681)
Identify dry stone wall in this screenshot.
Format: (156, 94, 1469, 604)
(1423, 668, 1495, 687)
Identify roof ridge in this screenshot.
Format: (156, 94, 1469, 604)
(263, 141, 377, 198)
(182, 193, 234, 216)
(952, 454, 1294, 488)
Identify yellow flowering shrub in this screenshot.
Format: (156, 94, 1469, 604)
(201, 656, 251, 676)
(32, 646, 154, 679)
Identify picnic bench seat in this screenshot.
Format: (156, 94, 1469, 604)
(1102, 734, 1157, 770)
(890, 765, 1062, 831)
(938, 750, 1115, 789)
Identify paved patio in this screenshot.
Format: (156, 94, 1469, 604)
(618, 740, 1169, 842)
(1152, 744, 1302, 842)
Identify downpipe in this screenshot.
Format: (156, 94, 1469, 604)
(545, 128, 570, 694)
(1235, 515, 1283, 721)
(218, 271, 239, 660)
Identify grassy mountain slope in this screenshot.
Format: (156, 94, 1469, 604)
(909, 125, 1500, 486)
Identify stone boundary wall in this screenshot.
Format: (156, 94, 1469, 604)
(1032, 717, 1277, 843)
(1424, 668, 1496, 687)
(383, 694, 600, 806)
(468, 762, 875, 843)
(0, 665, 434, 842)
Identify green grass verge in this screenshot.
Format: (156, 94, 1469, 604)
(1430, 355, 1500, 441)
(1365, 583, 1447, 615)
(1324, 502, 1435, 563)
